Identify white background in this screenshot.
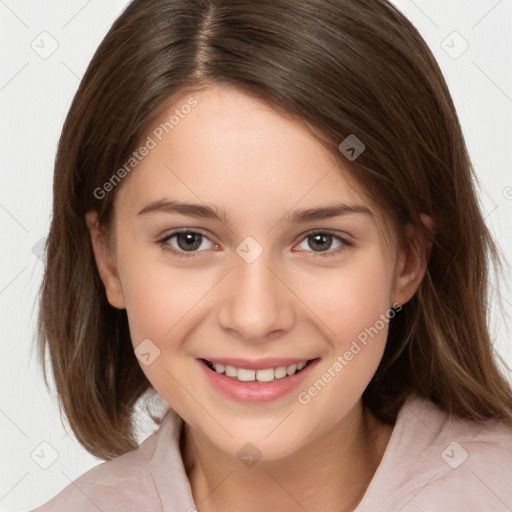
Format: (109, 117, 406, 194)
(1, 1, 511, 510)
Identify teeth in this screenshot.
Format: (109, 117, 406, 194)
(213, 362, 225, 373)
(255, 368, 275, 382)
(208, 360, 310, 382)
(225, 365, 237, 377)
(274, 366, 287, 379)
(286, 364, 297, 375)
(237, 368, 256, 381)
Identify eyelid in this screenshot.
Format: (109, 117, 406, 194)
(293, 229, 353, 256)
(157, 228, 218, 258)
(156, 228, 352, 258)
(158, 227, 211, 240)
(298, 228, 352, 240)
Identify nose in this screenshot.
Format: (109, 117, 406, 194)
(217, 250, 295, 342)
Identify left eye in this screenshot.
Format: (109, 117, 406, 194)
(163, 231, 214, 252)
(296, 233, 346, 253)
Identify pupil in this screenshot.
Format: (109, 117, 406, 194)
(309, 234, 332, 251)
(177, 233, 202, 251)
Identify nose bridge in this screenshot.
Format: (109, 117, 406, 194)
(217, 242, 294, 340)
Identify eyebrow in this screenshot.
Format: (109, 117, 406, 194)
(137, 200, 228, 223)
(137, 199, 373, 224)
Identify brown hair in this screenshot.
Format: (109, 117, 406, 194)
(38, 0, 512, 460)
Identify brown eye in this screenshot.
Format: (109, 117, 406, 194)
(307, 234, 334, 252)
(175, 232, 203, 251)
(158, 229, 215, 256)
(295, 231, 351, 257)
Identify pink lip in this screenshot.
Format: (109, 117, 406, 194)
(202, 357, 313, 371)
(197, 358, 320, 403)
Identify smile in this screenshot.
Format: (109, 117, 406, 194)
(198, 357, 321, 402)
(201, 358, 315, 383)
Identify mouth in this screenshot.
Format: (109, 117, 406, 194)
(200, 357, 319, 384)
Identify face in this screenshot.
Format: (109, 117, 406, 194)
(88, 86, 424, 461)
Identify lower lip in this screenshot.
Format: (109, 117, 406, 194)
(197, 358, 320, 403)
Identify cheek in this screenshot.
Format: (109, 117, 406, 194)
(116, 219, 217, 346)
(117, 245, 215, 347)
(292, 256, 395, 430)
(116, 250, 213, 409)
(295, 251, 396, 347)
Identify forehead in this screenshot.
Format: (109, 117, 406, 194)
(113, 86, 390, 234)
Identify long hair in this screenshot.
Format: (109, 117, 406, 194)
(38, 0, 512, 460)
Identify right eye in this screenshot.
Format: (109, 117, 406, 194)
(157, 229, 218, 257)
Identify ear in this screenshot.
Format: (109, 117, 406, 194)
(391, 214, 434, 306)
(85, 211, 126, 309)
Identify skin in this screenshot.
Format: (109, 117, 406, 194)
(86, 86, 431, 512)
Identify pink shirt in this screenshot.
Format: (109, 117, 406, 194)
(34, 393, 512, 511)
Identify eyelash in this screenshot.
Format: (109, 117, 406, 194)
(156, 228, 215, 259)
(156, 228, 352, 259)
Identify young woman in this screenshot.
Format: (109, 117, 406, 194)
(35, 0, 512, 510)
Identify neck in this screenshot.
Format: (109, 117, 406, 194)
(180, 401, 393, 512)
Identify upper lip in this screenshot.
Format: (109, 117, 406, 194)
(200, 357, 317, 370)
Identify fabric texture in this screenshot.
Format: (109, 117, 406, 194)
(33, 393, 512, 511)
